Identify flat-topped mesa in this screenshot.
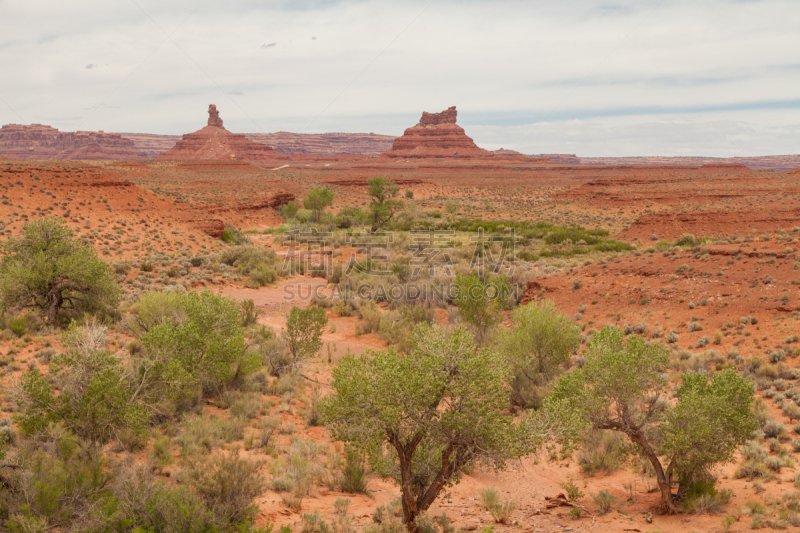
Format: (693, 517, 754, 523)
(207, 104, 223, 127)
(381, 106, 493, 159)
(0, 123, 147, 160)
(156, 105, 288, 161)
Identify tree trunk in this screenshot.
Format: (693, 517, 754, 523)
(47, 288, 63, 325)
(400, 470, 421, 533)
(389, 431, 424, 533)
(627, 429, 677, 514)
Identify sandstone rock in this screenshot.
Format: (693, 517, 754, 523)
(244, 131, 396, 155)
(207, 104, 223, 127)
(192, 219, 225, 239)
(382, 106, 493, 159)
(156, 105, 288, 161)
(0, 123, 147, 160)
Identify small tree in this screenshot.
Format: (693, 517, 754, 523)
(136, 291, 255, 410)
(15, 322, 149, 448)
(499, 300, 580, 409)
(453, 273, 508, 341)
(321, 324, 523, 533)
(303, 188, 335, 223)
(0, 218, 120, 325)
(548, 327, 757, 513)
(282, 305, 327, 368)
(367, 177, 402, 231)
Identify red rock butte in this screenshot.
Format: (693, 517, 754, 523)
(0, 123, 146, 160)
(382, 106, 493, 159)
(155, 105, 288, 161)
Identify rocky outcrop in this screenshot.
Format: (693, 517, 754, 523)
(382, 106, 493, 159)
(0, 123, 147, 160)
(245, 132, 396, 155)
(156, 105, 288, 161)
(207, 104, 223, 127)
(192, 219, 225, 239)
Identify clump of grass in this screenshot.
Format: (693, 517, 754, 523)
(591, 490, 616, 514)
(480, 487, 515, 524)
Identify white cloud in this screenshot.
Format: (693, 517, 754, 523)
(0, 0, 797, 156)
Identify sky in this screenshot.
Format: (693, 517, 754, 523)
(1, 0, 798, 157)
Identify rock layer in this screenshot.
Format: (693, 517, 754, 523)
(382, 106, 492, 159)
(156, 105, 288, 161)
(0, 124, 147, 160)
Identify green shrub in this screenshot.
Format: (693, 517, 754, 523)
(559, 478, 584, 501)
(591, 490, 616, 514)
(578, 430, 628, 476)
(241, 299, 261, 327)
(8, 315, 27, 337)
(340, 447, 368, 494)
(184, 453, 265, 527)
(222, 225, 250, 245)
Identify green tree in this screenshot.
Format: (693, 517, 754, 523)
(136, 291, 255, 410)
(499, 300, 580, 409)
(367, 177, 402, 231)
(280, 200, 300, 220)
(453, 273, 509, 342)
(0, 218, 120, 325)
(15, 322, 149, 448)
(282, 305, 327, 369)
(321, 324, 523, 533)
(548, 327, 757, 513)
(303, 188, 335, 223)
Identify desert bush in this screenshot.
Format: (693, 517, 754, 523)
(183, 453, 264, 527)
(241, 298, 261, 327)
(137, 290, 258, 409)
(340, 446, 368, 494)
(221, 225, 250, 245)
(498, 299, 580, 409)
(682, 478, 732, 514)
(559, 478, 585, 501)
(592, 490, 616, 514)
(735, 460, 770, 480)
(15, 322, 149, 447)
(128, 289, 187, 334)
(218, 245, 278, 286)
(357, 301, 382, 334)
(251, 325, 290, 377)
(578, 430, 628, 476)
(1, 433, 113, 531)
(176, 415, 247, 457)
(763, 420, 787, 439)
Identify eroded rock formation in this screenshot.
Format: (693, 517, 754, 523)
(207, 104, 223, 127)
(156, 105, 288, 161)
(0, 124, 147, 160)
(382, 106, 492, 159)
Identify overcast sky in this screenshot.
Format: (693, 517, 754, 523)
(1, 0, 798, 156)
